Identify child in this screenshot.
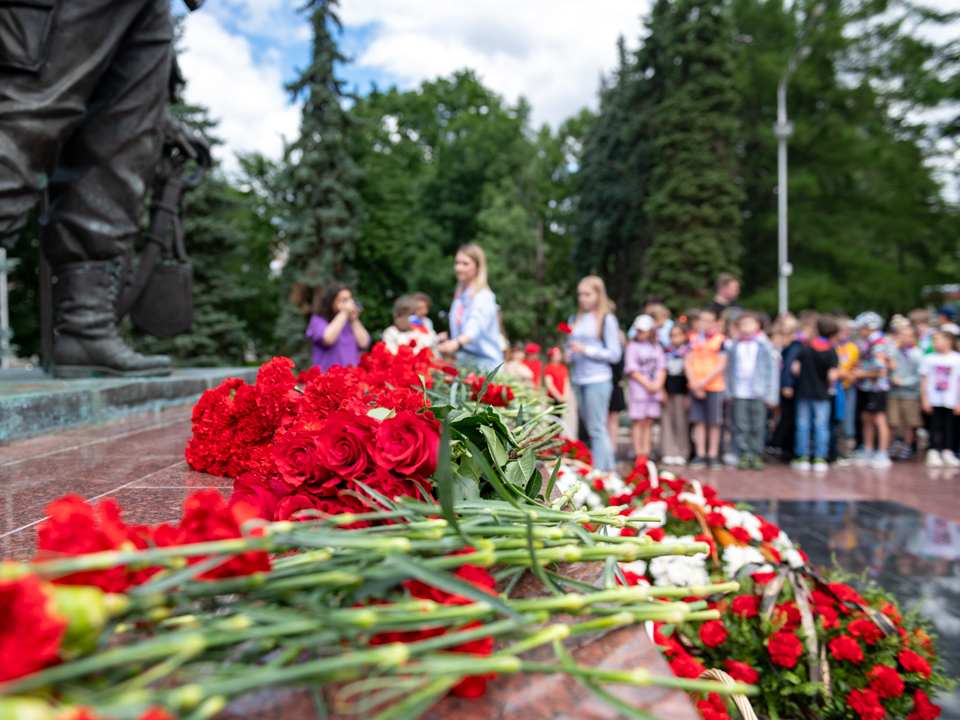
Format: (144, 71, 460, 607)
(888, 324, 923, 460)
(771, 312, 810, 461)
(661, 324, 691, 466)
(919, 329, 960, 467)
(685, 307, 728, 470)
(834, 317, 860, 447)
(625, 315, 666, 459)
(502, 344, 535, 386)
(544, 346, 570, 406)
(910, 308, 933, 354)
(853, 311, 892, 468)
(382, 295, 434, 354)
(412, 292, 436, 334)
(791, 317, 840, 473)
(523, 343, 543, 388)
(646, 303, 673, 348)
(725, 311, 779, 470)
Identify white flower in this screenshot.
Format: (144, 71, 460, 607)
(620, 559, 648, 577)
(635, 501, 667, 527)
(720, 544, 768, 577)
(677, 491, 707, 508)
(783, 548, 805, 568)
(647, 534, 710, 587)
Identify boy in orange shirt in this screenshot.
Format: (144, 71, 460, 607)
(685, 307, 729, 470)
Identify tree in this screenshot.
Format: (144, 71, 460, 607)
(643, 0, 746, 309)
(275, 0, 363, 366)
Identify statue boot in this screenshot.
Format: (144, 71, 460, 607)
(52, 260, 172, 378)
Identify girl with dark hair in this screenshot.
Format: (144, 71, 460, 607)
(305, 282, 371, 372)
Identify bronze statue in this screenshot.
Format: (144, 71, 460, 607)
(0, 0, 205, 378)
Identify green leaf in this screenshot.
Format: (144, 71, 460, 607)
(480, 425, 509, 468)
(544, 459, 562, 501)
(434, 417, 459, 531)
(464, 440, 522, 510)
(451, 474, 481, 501)
(504, 460, 527, 487)
(367, 406, 395, 421)
(524, 469, 542, 500)
(518, 446, 537, 479)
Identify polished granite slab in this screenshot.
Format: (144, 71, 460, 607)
(0, 366, 258, 442)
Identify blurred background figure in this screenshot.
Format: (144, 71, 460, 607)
(382, 295, 435, 354)
(502, 344, 535, 385)
(438, 243, 503, 370)
(306, 282, 371, 372)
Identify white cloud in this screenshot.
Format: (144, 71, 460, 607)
(338, 0, 647, 128)
(178, 12, 301, 174)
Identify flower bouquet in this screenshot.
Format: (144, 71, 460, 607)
(550, 457, 954, 720)
(0, 346, 757, 720)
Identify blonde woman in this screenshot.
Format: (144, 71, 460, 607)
(438, 244, 504, 370)
(565, 276, 623, 471)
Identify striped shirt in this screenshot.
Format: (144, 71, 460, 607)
(567, 312, 623, 385)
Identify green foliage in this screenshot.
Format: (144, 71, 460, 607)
(7, 209, 40, 358)
(275, 0, 363, 367)
(643, 0, 746, 309)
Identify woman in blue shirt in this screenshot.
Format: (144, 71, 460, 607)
(438, 244, 504, 371)
(565, 276, 623, 471)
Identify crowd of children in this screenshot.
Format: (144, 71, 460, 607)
(509, 277, 960, 474)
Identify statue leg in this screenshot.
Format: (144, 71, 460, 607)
(43, 0, 175, 377)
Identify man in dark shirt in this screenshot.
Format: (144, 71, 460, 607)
(790, 316, 840, 472)
(703, 273, 743, 317)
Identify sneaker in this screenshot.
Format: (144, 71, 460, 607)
(737, 456, 751, 470)
(926, 450, 944, 468)
(870, 453, 892, 469)
(708, 457, 722, 471)
(689, 455, 706, 470)
(942, 450, 960, 468)
(813, 458, 829, 473)
(673, 456, 687, 466)
(790, 457, 812, 471)
(722, 453, 739, 466)
(852, 448, 874, 466)
(751, 456, 765, 470)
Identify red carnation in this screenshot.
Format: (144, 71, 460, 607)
(672, 504, 695, 522)
(695, 533, 717, 557)
(298, 366, 368, 420)
(653, 626, 684, 657)
(697, 693, 732, 720)
(759, 520, 781, 542)
(723, 659, 759, 684)
(774, 601, 801, 632)
(156, 490, 271, 580)
(255, 356, 300, 429)
(867, 665, 904, 699)
(670, 652, 705, 679)
(830, 635, 864, 663)
(732, 594, 759, 618)
(0, 572, 67, 682)
(138, 710, 178, 720)
(377, 386, 429, 413)
(706, 511, 727, 528)
(646, 527, 665, 542)
(373, 411, 440, 479)
(811, 590, 835, 607)
(908, 690, 941, 720)
(35, 495, 156, 592)
(817, 603, 840, 629)
(768, 631, 803, 668)
(828, 582, 866, 605)
(752, 571, 776, 586)
(729, 526, 751, 544)
(849, 618, 884, 645)
(899, 649, 932, 679)
(847, 688, 886, 720)
(698, 619, 728, 648)
(879, 600, 901, 625)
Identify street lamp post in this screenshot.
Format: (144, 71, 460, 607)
(773, 3, 825, 317)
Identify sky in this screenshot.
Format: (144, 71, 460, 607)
(177, 0, 646, 173)
(178, 0, 959, 187)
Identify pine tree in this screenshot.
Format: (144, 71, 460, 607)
(276, 0, 363, 366)
(643, 0, 745, 309)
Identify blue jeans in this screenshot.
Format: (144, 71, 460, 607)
(843, 386, 857, 438)
(574, 380, 616, 471)
(795, 398, 831, 460)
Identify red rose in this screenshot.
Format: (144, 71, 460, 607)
(768, 631, 803, 668)
(729, 526, 751, 543)
(706, 511, 727, 527)
(373, 411, 440, 478)
(898, 649, 932, 679)
(318, 411, 378, 479)
(868, 665, 904, 699)
(272, 425, 330, 488)
(849, 618, 884, 645)
(646, 527, 666, 542)
(830, 635, 864, 663)
(229, 472, 288, 521)
(672, 504, 695, 522)
(0, 573, 67, 682)
(817, 603, 840, 629)
(355, 471, 430, 505)
(732, 594, 760, 618)
(907, 690, 941, 720)
(670, 652, 705, 679)
(275, 491, 369, 525)
(723, 659, 759, 684)
(774, 601, 801, 632)
(847, 688, 886, 720)
(698, 619, 729, 648)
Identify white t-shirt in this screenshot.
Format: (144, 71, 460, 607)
(920, 351, 960, 408)
(734, 340, 760, 399)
